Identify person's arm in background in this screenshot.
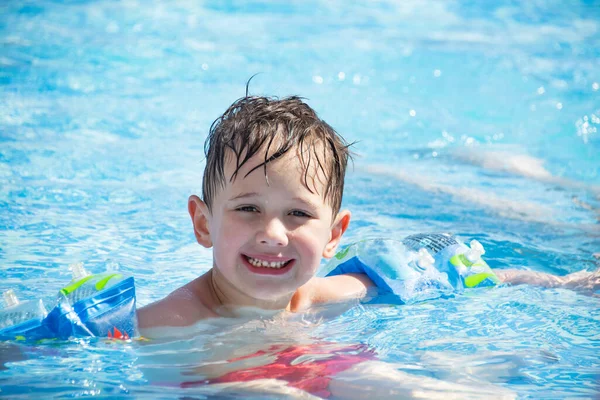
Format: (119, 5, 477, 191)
(494, 268, 600, 295)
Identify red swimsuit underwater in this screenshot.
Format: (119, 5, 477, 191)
(182, 343, 376, 398)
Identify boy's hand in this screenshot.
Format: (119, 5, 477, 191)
(561, 269, 600, 295)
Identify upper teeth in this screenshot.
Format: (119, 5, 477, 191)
(247, 256, 288, 268)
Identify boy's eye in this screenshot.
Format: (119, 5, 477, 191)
(236, 205, 258, 212)
(289, 210, 311, 218)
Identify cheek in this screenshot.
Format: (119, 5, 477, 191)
(210, 217, 244, 261)
(215, 214, 246, 239)
(294, 223, 332, 256)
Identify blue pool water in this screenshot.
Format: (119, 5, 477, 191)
(1, 0, 599, 398)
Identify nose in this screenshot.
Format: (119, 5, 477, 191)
(256, 217, 289, 247)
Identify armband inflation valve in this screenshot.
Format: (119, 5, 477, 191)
(417, 248, 435, 269)
(3, 290, 19, 307)
(69, 262, 90, 281)
(466, 240, 485, 262)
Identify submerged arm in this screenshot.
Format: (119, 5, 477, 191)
(495, 268, 600, 294)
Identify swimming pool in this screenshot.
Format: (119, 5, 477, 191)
(1, 0, 599, 397)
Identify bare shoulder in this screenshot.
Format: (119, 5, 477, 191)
(137, 275, 217, 330)
(289, 274, 374, 312)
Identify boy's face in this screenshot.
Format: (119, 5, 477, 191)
(189, 145, 349, 304)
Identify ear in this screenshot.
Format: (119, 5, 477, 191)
(188, 195, 212, 248)
(323, 209, 351, 258)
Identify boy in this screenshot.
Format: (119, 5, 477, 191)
(137, 95, 372, 330)
(137, 95, 599, 331)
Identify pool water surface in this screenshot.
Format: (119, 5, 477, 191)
(1, 0, 599, 398)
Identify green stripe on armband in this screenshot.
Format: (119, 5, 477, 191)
(95, 273, 122, 291)
(464, 272, 500, 288)
(334, 246, 352, 260)
(450, 254, 473, 268)
(59, 275, 95, 296)
(59, 273, 123, 296)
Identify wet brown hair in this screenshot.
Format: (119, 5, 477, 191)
(202, 96, 351, 215)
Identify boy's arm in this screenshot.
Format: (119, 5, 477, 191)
(495, 268, 600, 293)
(290, 274, 375, 311)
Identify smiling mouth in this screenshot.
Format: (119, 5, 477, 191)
(244, 255, 292, 269)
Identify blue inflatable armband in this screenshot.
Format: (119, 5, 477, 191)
(0, 263, 138, 341)
(320, 233, 500, 304)
(0, 290, 53, 340)
(402, 233, 500, 289)
(46, 276, 137, 340)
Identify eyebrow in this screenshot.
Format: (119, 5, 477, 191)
(292, 196, 321, 211)
(229, 192, 259, 201)
(228, 193, 322, 210)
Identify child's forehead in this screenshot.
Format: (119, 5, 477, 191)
(227, 139, 327, 170)
(223, 143, 330, 193)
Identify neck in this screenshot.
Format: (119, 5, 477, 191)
(207, 268, 294, 316)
